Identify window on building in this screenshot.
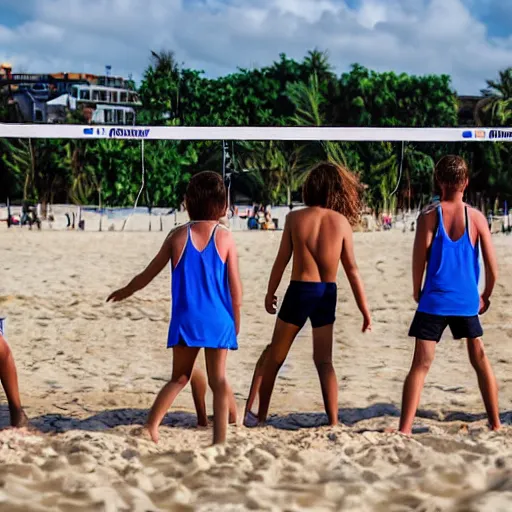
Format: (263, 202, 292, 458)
(34, 110, 43, 122)
(114, 109, 124, 124)
(71, 87, 78, 99)
(120, 92, 127, 103)
(80, 89, 90, 100)
(104, 109, 113, 124)
(125, 112, 135, 125)
(99, 90, 107, 102)
(110, 91, 118, 103)
(92, 89, 100, 101)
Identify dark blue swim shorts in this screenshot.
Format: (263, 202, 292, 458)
(278, 281, 337, 329)
(409, 311, 483, 342)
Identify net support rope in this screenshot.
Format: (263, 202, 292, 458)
(390, 140, 405, 197)
(0, 124, 511, 141)
(121, 140, 146, 231)
(133, 139, 146, 210)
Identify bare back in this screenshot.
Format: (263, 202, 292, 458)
(288, 207, 348, 283)
(169, 222, 231, 269)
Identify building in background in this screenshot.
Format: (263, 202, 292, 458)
(0, 64, 140, 125)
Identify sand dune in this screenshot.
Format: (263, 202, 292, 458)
(1, 228, 512, 510)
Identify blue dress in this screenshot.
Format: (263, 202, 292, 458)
(418, 206, 480, 316)
(167, 223, 238, 350)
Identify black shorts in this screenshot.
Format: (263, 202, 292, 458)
(278, 281, 337, 329)
(409, 311, 483, 342)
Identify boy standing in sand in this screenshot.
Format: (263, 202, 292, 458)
(245, 162, 372, 426)
(399, 155, 500, 434)
(0, 319, 28, 428)
(108, 172, 242, 444)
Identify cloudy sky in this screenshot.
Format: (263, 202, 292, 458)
(0, 0, 511, 94)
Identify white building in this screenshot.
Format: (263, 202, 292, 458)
(47, 84, 141, 125)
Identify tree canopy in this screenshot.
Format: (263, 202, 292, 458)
(1, 50, 511, 214)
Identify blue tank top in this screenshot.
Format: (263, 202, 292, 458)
(418, 206, 480, 316)
(167, 223, 237, 350)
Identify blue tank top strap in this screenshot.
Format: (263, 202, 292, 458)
(464, 206, 471, 241)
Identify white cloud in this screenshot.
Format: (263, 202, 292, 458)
(0, 0, 511, 93)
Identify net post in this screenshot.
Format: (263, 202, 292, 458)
(7, 197, 11, 228)
(98, 190, 103, 232)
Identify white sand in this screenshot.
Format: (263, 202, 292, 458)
(1, 228, 512, 511)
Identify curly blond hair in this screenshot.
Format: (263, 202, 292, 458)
(303, 161, 362, 225)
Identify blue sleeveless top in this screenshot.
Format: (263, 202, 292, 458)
(167, 223, 237, 350)
(418, 206, 480, 317)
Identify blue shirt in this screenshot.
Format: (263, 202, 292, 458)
(167, 223, 237, 350)
(418, 206, 480, 317)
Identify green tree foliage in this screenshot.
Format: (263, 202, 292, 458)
(1, 51, 511, 212)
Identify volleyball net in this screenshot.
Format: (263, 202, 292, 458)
(1, 123, 511, 232)
(0, 124, 511, 141)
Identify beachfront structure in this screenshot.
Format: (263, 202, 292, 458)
(46, 85, 140, 125)
(0, 64, 140, 125)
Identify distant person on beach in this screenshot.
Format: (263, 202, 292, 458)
(257, 205, 266, 228)
(244, 162, 372, 427)
(0, 320, 29, 428)
(399, 155, 500, 434)
(108, 172, 241, 445)
(20, 201, 30, 226)
(263, 212, 276, 231)
(247, 206, 259, 230)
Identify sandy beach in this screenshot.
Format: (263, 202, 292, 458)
(1, 227, 512, 511)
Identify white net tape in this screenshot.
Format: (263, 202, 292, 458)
(0, 124, 511, 142)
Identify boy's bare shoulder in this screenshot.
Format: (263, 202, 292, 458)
(420, 201, 439, 217)
(411, 207, 437, 235)
(418, 205, 437, 226)
(466, 205, 487, 228)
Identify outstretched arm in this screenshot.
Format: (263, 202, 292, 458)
(226, 235, 243, 334)
(107, 236, 172, 302)
(340, 220, 371, 332)
(475, 211, 498, 313)
(265, 216, 293, 314)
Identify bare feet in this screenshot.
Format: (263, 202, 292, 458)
(132, 425, 159, 443)
(197, 414, 237, 428)
(10, 407, 29, 428)
(229, 410, 238, 426)
(384, 427, 411, 436)
(145, 424, 159, 443)
(243, 410, 261, 428)
(197, 416, 209, 428)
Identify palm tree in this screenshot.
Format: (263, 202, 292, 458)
(2, 138, 36, 201)
(369, 142, 434, 212)
(240, 141, 307, 205)
(150, 50, 180, 76)
(287, 73, 348, 167)
(302, 49, 333, 78)
(139, 50, 182, 124)
(476, 68, 512, 125)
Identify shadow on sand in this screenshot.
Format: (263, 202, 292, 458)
(0, 405, 198, 433)
(1, 403, 510, 435)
